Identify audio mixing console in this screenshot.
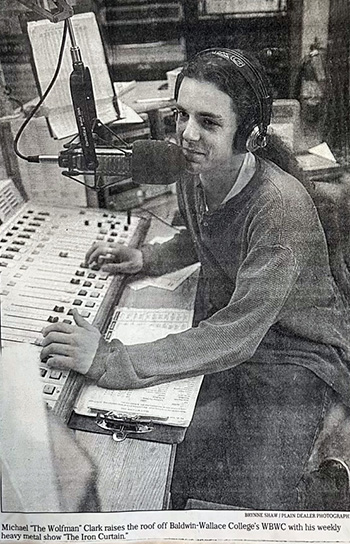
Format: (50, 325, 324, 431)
(0, 180, 149, 420)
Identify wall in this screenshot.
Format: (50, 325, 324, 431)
(301, 0, 330, 56)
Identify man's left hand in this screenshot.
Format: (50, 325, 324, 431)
(41, 309, 101, 375)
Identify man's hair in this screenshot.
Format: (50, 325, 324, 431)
(256, 132, 305, 182)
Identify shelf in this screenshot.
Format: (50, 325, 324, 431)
(104, 17, 182, 25)
(99, 0, 291, 96)
(198, 0, 287, 17)
(198, 11, 287, 20)
(100, 2, 183, 24)
(110, 41, 185, 65)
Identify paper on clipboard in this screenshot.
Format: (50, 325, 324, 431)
(74, 308, 203, 427)
(129, 262, 200, 291)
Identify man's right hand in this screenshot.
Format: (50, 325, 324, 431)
(85, 242, 143, 275)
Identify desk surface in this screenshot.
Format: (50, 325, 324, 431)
(75, 194, 198, 512)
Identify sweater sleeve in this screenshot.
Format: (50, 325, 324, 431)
(141, 228, 199, 276)
(86, 243, 300, 389)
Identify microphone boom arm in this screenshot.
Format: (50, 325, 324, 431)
(67, 18, 98, 171)
(17, 0, 99, 172)
(15, 0, 133, 189)
(16, 0, 73, 23)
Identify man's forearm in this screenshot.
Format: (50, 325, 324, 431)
(141, 229, 198, 276)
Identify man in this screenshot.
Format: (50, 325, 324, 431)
(41, 49, 350, 510)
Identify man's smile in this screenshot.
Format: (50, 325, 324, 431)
(182, 147, 206, 159)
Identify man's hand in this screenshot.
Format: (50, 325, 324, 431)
(85, 242, 143, 275)
(41, 309, 101, 375)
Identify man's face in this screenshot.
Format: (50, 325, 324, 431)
(176, 77, 239, 175)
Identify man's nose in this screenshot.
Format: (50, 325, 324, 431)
(182, 118, 200, 141)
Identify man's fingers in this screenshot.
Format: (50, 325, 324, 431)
(101, 262, 127, 274)
(85, 243, 128, 267)
(85, 244, 118, 266)
(41, 342, 73, 361)
(42, 322, 73, 337)
(45, 355, 74, 371)
(85, 241, 99, 264)
(85, 244, 106, 266)
(72, 308, 93, 329)
(96, 252, 114, 267)
(42, 331, 74, 347)
(101, 260, 140, 274)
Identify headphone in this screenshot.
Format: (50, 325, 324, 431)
(174, 48, 273, 152)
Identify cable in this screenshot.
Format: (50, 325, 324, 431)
(13, 19, 69, 162)
(62, 171, 133, 192)
(137, 205, 183, 232)
(92, 119, 131, 150)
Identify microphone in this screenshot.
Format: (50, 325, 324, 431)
(132, 140, 186, 185)
(30, 140, 187, 185)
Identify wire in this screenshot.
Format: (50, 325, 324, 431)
(62, 170, 98, 189)
(93, 119, 131, 150)
(97, 177, 133, 190)
(137, 205, 183, 232)
(5, 87, 25, 113)
(62, 170, 182, 234)
(63, 168, 183, 231)
(61, 171, 134, 192)
(62, 133, 81, 149)
(13, 19, 69, 162)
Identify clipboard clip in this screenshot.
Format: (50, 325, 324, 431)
(95, 411, 154, 442)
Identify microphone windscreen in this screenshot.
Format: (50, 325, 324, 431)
(132, 140, 186, 185)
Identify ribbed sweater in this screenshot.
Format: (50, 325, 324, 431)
(87, 156, 350, 405)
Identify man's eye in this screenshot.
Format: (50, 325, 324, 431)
(202, 118, 217, 128)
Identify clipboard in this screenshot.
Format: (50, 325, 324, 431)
(69, 410, 187, 444)
(68, 296, 203, 444)
(68, 307, 202, 445)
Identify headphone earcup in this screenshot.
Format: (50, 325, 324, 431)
(246, 125, 267, 152)
(234, 118, 259, 152)
(234, 121, 268, 152)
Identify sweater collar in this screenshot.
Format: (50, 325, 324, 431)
(196, 152, 257, 213)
